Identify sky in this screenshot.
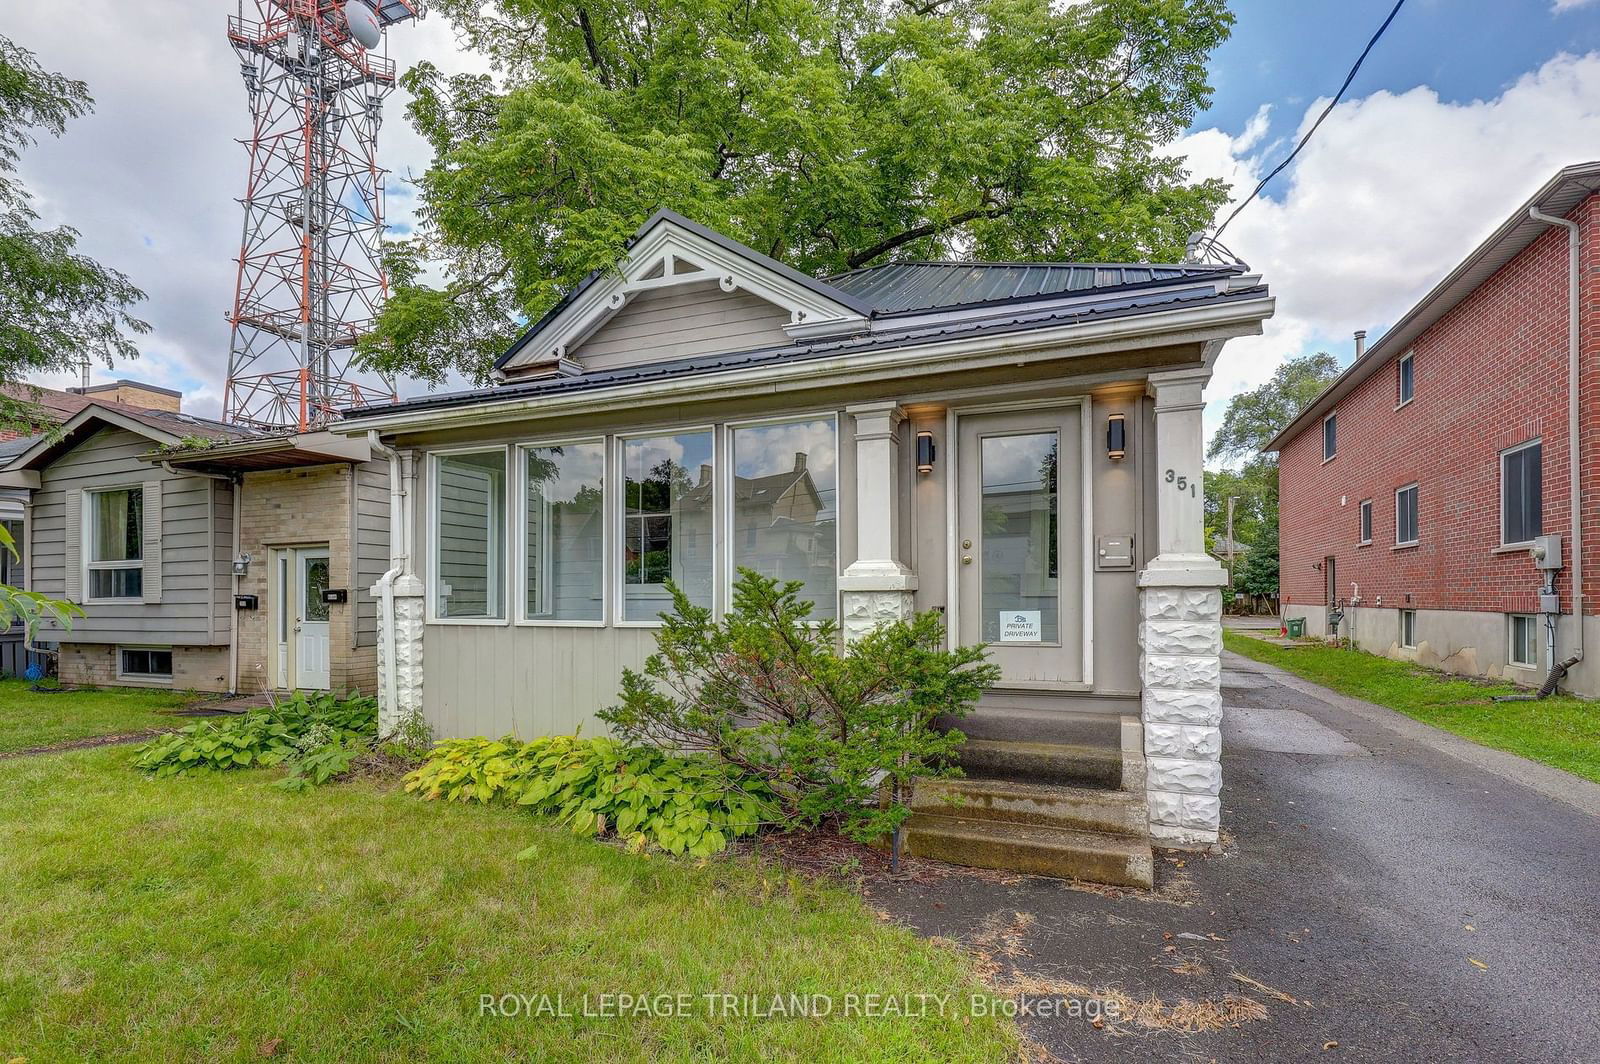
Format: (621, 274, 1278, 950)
(10, 1, 1600, 448)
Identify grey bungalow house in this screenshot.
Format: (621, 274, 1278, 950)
(336, 211, 1274, 881)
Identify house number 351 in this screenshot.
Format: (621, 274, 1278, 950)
(1164, 468, 1197, 497)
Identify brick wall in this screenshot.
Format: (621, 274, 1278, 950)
(1279, 193, 1599, 617)
(59, 642, 230, 692)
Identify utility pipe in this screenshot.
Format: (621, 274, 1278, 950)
(1530, 206, 1585, 682)
(163, 461, 242, 695)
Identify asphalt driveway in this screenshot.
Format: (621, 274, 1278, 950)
(873, 651, 1600, 1062)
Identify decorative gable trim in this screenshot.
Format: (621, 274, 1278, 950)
(497, 214, 870, 379)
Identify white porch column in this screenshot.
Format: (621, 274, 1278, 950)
(1138, 370, 1228, 845)
(840, 401, 917, 640)
(374, 448, 425, 736)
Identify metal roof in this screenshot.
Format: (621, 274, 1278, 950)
(830, 261, 1240, 315)
(348, 282, 1266, 421)
(1266, 161, 1600, 453)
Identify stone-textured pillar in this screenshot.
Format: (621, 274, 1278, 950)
(1138, 370, 1228, 845)
(840, 401, 918, 640)
(375, 574, 425, 736)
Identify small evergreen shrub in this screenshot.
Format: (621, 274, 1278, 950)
(132, 692, 377, 781)
(404, 735, 779, 857)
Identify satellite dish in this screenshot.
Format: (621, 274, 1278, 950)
(346, 0, 382, 49)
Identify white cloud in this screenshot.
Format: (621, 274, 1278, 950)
(1553, 0, 1598, 12)
(1170, 51, 1600, 449)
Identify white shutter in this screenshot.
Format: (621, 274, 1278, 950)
(142, 479, 163, 604)
(64, 490, 82, 603)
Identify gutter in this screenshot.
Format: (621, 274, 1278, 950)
(163, 460, 242, 695)
(1530, 206, 1585, 672)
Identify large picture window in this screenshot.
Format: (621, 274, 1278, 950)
(524, 441, 605, 622)
(434, 450, 507, 620)
(730, 418, 838, 620)
(88, 487, 143, 600)
(622, 431, 714, 622)
(1501, 440, 1542, 546)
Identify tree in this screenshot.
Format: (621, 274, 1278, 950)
(360, 0, 1235, 385)
(1236, 538, 1278, 598)
(1206, 352, 1341, 466)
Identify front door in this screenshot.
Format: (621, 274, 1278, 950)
(956, 407, 1084, 685)
(294, 548, 331, 690)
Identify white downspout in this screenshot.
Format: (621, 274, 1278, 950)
(1530, 206, 1584, 669)
(163, 461, 241, 695)
(367, 431, 406, 728)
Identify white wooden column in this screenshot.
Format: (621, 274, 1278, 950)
(839, 401, 917, 640)
(1138, 370, 1228, 845)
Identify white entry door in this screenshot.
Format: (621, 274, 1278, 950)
(294, 548, 332, 690)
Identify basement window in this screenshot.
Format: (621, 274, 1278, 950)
(118, 646, 172, 682)
(1508, 614, 1539, 670)
(1400, 609, 1417, 650)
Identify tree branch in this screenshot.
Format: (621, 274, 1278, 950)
(845, 202, 1015, 268)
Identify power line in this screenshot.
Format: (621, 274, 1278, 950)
(1211, 0, 1408, 241)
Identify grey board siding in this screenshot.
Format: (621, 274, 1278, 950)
(31, 427, 232, 645)
(424, 623, 657, 739)
(354, 461, 390, 647)
(575, 284, 792, 372)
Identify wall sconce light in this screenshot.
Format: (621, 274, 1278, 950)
(1105, 413, 1126, 460)
(231, 552, 252, 577)
(915, 431, 936, 474)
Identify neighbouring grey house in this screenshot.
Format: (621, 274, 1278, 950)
(335, 210, 1275, 885)
(0, 394, 391, 695)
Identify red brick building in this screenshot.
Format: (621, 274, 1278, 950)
(1269, 162, 1600, 694)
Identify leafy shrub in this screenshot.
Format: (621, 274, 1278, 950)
(404, 735, 779, 857)
(132, 692, 377, 781)
(600, 569, 1000, 843)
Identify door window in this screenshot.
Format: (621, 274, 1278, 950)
(303, 555, 330, 622)
(979, 431, 1059, 645)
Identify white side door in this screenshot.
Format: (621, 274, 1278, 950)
(294, 548, 332, 690)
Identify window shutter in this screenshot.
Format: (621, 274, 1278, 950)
(64, 490, 82, 602)
(142, 479, 163, 604)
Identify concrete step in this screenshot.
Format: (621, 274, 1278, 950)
(954, 738, 1122, 789)
(937, 707, 1122, 747)
(912, 776, 1147, 837)
(901, 814, 1154, 889)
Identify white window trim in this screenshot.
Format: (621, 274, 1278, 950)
(722, 411, 843, 628)
(1395, 350, 1415, 409)
(116, 644, 173, 685)
(1508, 614, 1539, 670)
(614, 424, 719, 628)
(1358, 499, 1373, 546)
(515, 436, 608, 628)
(1498, 438, 1542, 550)
(426, 445, 511, 627)
(1322, 411, 1338, 463)
(83, 484, 146, 604)
(1394, 483, 1420, 548)
(1399, 609, 1417, 650)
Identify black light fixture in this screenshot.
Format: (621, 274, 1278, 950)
(916, 431, 936, 474)
(1106, 413, 1126, 460)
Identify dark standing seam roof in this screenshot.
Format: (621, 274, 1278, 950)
(828, 261, 1239, 314)
(346, 283, 1266, 421)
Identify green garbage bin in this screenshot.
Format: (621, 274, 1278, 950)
(1286, 618, 1305, 639)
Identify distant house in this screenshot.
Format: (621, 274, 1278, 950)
(1270, 161, 1600, 692)
(1209, 534, 1251, 565)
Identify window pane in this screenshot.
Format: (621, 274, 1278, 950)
(730, 418, 838, 620)
(121, 647, 172, 677)
(979, 432, 1060, 644)
(1360, 502, 1372, 542)
(1503, 444, 1541, 544)
(525, 442, 605, 621)
(303, 556, 330, 623)
(91, 567, 142, 599)
(92, 489, 142, 562)
(623, 432, 714, 621)
(435, 451, 506, 619)
(1397, 486, 1418, 544)
(1399, 357, 1413, 402)
(0, 519, 20, 586)
(1324, 415, 1337, 459)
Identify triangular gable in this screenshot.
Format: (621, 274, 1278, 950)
(494, 210, 871, 380)
(2, 404, 191, 474)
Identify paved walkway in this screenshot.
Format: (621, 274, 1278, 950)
(874, 651, 1600, 1061)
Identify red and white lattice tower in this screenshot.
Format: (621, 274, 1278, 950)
(224, 0, 421, 430)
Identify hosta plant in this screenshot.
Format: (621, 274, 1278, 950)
(132, 692, 377, 781)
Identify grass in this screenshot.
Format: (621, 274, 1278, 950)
(0, 679, 194, 755)
(1225, 629, 1600, 784)
(0, 747, 1018, 1062)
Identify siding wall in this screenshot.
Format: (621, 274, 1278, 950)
(574, 284, 794, 371)
(31, 427, 234, 645)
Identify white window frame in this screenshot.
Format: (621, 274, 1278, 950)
(721, 411, 843, 626)
(1394, 483, 1419, 548)
(1508, 614, 1539, 670)
(614, 423, 719, 628)
(1399, 609, 1417, 650)
(84, 485, 145, 604)
(1396, 350, 1414, 408)
(1358, 499, 1373, 546)
(426, 445, 511, 626)
(1322, 411, 1338, 463)
(515, 436, 608, 628)
(117, 644, 173, 684)
(1499, 438, 1542, 549)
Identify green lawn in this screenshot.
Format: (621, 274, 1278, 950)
(1225, 629, 1600, 784)
(0, 747, 1017, 1062)
(0, 679, 194, 755)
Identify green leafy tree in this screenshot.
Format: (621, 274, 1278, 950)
(361, 0, 1235, 385)
(1236, 538, 1278, 598)
(1206, 352, 1341, 466)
